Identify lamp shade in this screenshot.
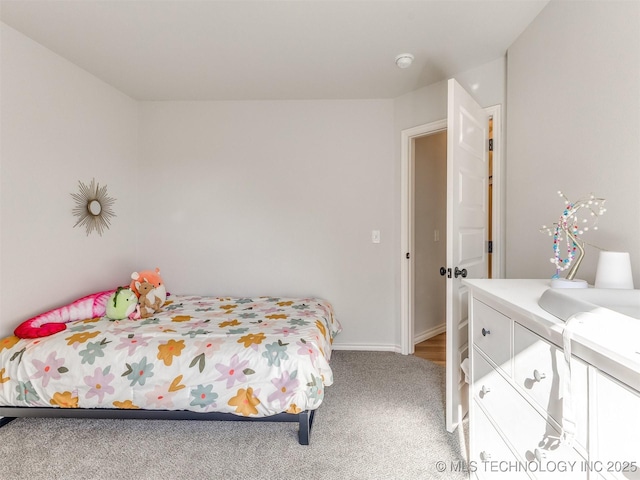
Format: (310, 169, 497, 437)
(594, 251, 634, 289)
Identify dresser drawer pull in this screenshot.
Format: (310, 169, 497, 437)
(533, 369, 546, 382)
(480, 451, 491, 462)
(481, 327, 491, 336)
(480, 385, 491, 396)
(534, 449, 547, 462)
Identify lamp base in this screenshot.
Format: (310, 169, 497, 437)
(551, 278, 589, 289)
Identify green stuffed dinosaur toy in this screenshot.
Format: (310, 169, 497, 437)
(105, 286, 139, 321)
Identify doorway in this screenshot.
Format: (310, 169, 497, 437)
(400, 105, 502, 356)
(413, 131, 447, 348)
(412, 116, 497, 365)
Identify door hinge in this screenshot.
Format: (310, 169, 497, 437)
(487, 241, 493, 254)
(488, 138, 493, 151)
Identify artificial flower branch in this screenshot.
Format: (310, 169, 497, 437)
(540, 191, 606, 279)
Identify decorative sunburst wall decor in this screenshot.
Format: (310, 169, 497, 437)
(71, 179, 116, 236)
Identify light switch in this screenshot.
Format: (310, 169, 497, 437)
(372, 230, 381, 244)
(434, 230, 440, 242)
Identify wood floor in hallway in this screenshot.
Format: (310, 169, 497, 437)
(413, 332, 446, 366)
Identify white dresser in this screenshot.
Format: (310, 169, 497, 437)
(465, 280, 640, 480)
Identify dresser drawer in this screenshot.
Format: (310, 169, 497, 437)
(513, 323, 588, 450)
(472, 300, 512, 375)
(473, 351, 586, 479)
(592, 371, 640, 480)
(470, 400, 530, 480)
(473, 349, 534, 443)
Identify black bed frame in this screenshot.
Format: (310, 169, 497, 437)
(0, 407, 316, 445)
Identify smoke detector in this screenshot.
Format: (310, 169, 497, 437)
(395, 53, 414, 69)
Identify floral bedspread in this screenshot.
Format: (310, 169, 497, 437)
(0, 295, 341, 417)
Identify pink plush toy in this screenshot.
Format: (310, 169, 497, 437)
(14, 290, 115, 339)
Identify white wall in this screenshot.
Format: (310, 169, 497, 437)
(141, 55, 506, 351)
(506, 1, 640, 284)
(393, 57, 506, 133)
(0, 24, 139, 338)
(137, 100, 396, 349)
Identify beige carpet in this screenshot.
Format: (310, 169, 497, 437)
(0, 351, 467, 480)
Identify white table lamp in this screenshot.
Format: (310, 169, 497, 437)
(595, 251, 634, 289)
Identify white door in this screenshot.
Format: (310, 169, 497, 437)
(445, 78, 488, 432)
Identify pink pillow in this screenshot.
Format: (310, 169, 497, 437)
(14, 290, 115, 339)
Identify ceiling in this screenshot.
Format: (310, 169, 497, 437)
(0, 0, 550, 101)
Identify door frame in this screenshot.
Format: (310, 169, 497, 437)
(399, 104, 503, 355)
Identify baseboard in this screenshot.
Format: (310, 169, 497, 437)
(331, 343, 401, 353)
(331, 328, 445, 354)
(414, 323, 446, 344)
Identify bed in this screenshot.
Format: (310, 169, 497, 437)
(0, 294, 341, 444)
